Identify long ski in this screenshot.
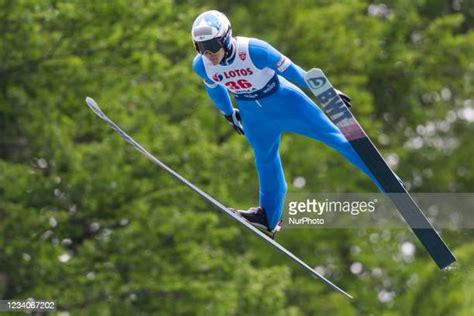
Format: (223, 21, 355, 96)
(85, 96, 353, 299)
(304, 69, 456, 269)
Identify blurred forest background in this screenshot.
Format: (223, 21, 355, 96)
(1, 0, 473, 315)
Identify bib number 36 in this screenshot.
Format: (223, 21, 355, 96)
(225, 79, 252, 90)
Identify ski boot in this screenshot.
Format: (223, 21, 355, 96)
(231, 206, 282, 239)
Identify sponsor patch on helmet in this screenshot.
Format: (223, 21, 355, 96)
(193, 26, 213, 37)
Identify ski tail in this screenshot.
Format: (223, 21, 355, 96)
(85, 97, 354, 299)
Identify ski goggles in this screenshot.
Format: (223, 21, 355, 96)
(194, 37, 225, 54)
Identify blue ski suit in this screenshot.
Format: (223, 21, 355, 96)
(193, 37, 381, 230)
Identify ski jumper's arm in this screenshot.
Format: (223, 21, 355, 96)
(248, 38, 308, 89)
(192, 55, 234, 116)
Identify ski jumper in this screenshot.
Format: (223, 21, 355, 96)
(193, 37, 381, 230)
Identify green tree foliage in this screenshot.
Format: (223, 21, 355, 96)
(1, 0, 473, 314)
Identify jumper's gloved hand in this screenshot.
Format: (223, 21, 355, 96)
(224, 109, 245, 135)
(335, 89, 352, 108)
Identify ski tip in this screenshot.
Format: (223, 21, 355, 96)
(85, 96, 107, 119)
(306, 67, 322, 72)
(85, 96, 96, 106)
(305, 68, 323, 77)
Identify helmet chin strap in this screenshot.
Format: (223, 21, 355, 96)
(221, 38, 236, 65)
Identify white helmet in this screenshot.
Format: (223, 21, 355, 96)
(191, 10, 232, 54)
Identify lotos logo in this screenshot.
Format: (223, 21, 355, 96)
(223, 68, 253, 78)
(212, 68, 254, 82)
(212, 73, 224, 82)
(239, 52, 247, 61)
